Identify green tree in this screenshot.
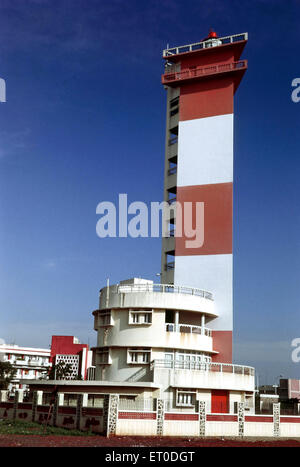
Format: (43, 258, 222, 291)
(0, 361, 17, 390)
(48, 361, 73, 380)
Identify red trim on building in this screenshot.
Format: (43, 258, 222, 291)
(211, 331, 233, 363)
(176, 183, 232, 256)
(58, 407, 77, 415)
(245, 416, 273, 423)
(280, 417, 300, 424)
(82, 408, 103, 417)
(17, 403, 32, 410)
(118, 412, 156, 420)
(207, 414, 237, 422)
(164, 413, 199, 421)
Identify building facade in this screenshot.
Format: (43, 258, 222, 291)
(50, 335, 93, 381)
(0, 341, 51, 391)
(92, 277, 255, 413)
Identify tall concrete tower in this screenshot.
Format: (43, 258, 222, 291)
(160, 31, 248, 363)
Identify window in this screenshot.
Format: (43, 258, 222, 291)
(127, 349, 151, 364)
(128, 310, 152, 325)
(99, 312, 113, 327)
(97, 350, 111, 365)
(176, 389, 196, 407)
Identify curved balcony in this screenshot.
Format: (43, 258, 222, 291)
(99, 281, 216, 318)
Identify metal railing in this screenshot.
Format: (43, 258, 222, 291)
(152, 359, 255, 376)
(162, 60, 247, 84)
(117, 283, 213, 300)
(163, 32, 248, 57)
(165, 323, 212, 337)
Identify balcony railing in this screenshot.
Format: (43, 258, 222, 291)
(152, 359, 255, 376)
(165, 323, 212, 337)
(162, 60, 247, 85)
(163, 32, 248, 57)
(117, 282, 213, 300)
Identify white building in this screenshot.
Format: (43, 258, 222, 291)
(92, 278, 255, 413)
(0, 341, 51, 392)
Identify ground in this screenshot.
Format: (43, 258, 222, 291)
(1, 421, 300, 447)
(1, 434, 300, 447)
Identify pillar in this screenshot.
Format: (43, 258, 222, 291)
(0, 390, 8, 402)
(156, 399, 164, 436)
(198, 400, 206, 436)
(238, 402, 245, 437)
(273, 402, 280, 437)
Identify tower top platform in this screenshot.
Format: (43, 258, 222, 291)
(163, 32, 248, 60)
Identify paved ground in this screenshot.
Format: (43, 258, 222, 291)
(1, 435, 300, 447)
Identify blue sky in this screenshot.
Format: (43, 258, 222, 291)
(0, 0, 300, 385)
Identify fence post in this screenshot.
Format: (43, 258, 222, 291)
(0, 390, 8, 402)
(32, 390, 43, 423)
(107, 394, 119, 437)
(76, 394, 84, 431)
(273, 402, 280, 437)
(238, 402, 245, 437)
(156, 399, 164, 436)
(198, 401, 206, 437)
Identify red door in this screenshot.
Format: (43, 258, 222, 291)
(211, 390, 229, 413)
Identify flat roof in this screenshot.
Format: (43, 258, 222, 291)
(24, 379, 161, 389)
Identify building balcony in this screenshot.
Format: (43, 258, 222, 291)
(99, 280, 216, 317)
(163, 32, 248, 58)
(152, 360, 255, 392)
(162, 60, 247, 86)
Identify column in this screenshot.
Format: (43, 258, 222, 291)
(31, 390, 43, 423)
(238, 402, 245, 437)
(156, 399, 164, 436)
(174, 310, 179, 331)
(201, 314, 205, 335)
(0, 390, 8, 402)
(107, 394, 119, 437)
(198, 401, 206, 437)
(273, 402, 280, 437)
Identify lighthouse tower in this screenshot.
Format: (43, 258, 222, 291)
(160, 31, 248, 363)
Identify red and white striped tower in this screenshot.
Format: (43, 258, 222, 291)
(161, 31, 248, 363)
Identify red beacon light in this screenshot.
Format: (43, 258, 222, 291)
(203, 29, 222, 48)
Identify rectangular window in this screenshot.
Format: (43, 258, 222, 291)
(99, 312, 112, 327)
(176, 389, 196, 407)
(128, 349, 151, 364)
(129, 310, 152, 325)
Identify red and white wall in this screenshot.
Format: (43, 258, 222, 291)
(166, 37, 247, 363)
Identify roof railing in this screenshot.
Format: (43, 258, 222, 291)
(116, 283, 213, 300)
(152, 359, 255, 376)
(163, 32, 248, 57)
(162, 60, 247, 85)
